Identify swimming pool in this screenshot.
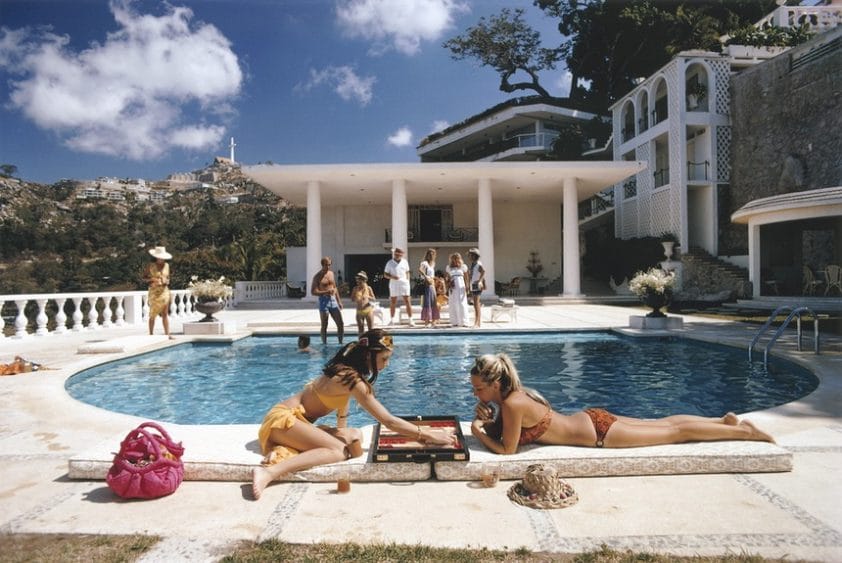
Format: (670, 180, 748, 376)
(65, 332, 818, 426)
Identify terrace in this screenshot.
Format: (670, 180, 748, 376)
(1, 297, 841, 560)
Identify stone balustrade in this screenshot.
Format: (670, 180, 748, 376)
(0, 289, 210, 339)
(232, 281, 287, 305)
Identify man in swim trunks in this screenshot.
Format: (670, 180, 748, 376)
(311, 256, 344, 345)
(468, 353, 775, 455)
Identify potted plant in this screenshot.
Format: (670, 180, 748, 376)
(686, 81, 706, 109)
(188, 275, 233, 322)
(629, 268, 676, 318)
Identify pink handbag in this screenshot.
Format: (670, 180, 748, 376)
(106, 422, 185, 500)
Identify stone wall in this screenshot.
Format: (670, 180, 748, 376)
(723, 28, 842, 255)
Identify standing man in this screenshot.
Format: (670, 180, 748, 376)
(311, 256, 344, 345)
(384, 247, 415, 326)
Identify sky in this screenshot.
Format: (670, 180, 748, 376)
(0, 0, 573, 184)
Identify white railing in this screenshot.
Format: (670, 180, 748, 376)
(233, 281, 288, 305)
(0, 289, 206, 339)
(756, 5, 842, 33)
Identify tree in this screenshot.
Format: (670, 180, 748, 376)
(0, 164, 17, 178)
(534, 0, 778, 108)
(443, 8, 563, 98)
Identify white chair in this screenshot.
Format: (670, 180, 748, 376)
(802, 266, 823, 295)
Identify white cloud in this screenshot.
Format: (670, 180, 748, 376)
(296, 65, 376, 106)
(430, 119, 449, 134)
(387, 126, 413, 147)
(0, 0, 242, 160)
(336, 0, 469, 56)
(556, 71, 574, 98)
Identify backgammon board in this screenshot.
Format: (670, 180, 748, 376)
(372, 416, 469, 462)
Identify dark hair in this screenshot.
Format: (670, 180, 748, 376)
(297, 335, 310, 349)
(324, 329, 394, 389)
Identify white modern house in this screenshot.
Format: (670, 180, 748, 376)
(243, 161, 643, 299)
(609, 1, 842, 296)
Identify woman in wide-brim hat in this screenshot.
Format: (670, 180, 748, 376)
(143, 246, 174, 339)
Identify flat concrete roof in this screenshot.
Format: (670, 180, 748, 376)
(243, 161, 646, 206)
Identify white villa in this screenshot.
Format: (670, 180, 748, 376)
(244, 161, 642, 299)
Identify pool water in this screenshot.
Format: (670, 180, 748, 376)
(65, 333, 818, 426)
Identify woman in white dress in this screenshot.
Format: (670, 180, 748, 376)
(446, 253, 470, 327)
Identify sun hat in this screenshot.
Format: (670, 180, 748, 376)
(148, 246, 172, 260)
(355, 271, 368, 280)
(468, 248, 480, 257)
(507, 464, 578, 509)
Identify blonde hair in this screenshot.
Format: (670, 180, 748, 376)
(424, 248, 436, 262)
(470, 353, 549, 406)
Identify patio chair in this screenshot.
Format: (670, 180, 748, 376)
(801, 265, 823, 296)
(500, 277, 521, 297)
(825, 264, 842, 296)
(286, 282, 305, 299)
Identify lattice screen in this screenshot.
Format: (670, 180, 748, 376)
(621, 201, 638, 238)
(716, 126, 732, 182)
(650, 189, 672, 236)
(711, 59, 731, 116)
(664, 63, 683, 239)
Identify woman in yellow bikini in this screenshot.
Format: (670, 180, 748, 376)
(350, 271, 376, 336)
(469, 353, 775, 455)
(252, 329, 453, 499)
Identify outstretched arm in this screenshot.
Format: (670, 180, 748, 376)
(353, 387, 452, 445)
(471, 401, 522, 454)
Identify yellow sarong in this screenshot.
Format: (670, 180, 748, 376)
(258, 404, 309, 465)
(147, 263, 171, 318)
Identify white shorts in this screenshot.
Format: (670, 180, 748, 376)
(389, 279, 411, 297)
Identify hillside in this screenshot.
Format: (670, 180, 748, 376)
(0, 159, 304, 294)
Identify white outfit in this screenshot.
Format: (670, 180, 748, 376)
(447, 263, 469, 327)
(385, 257, 411, 297)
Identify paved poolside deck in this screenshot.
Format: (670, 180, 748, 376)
(1, 303, 841, 562)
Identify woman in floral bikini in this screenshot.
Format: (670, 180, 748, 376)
(468, 353, 775, 454)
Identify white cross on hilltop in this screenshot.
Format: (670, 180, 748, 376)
(229, 137, 237, 163)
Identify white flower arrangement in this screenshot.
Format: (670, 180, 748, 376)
(628, 267, 675, 297)
(188, 275, 233, 301)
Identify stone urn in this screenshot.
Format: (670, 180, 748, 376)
(641, 290, 671, 318)
(661, 241, 675, 260)
(195, 299, 224, 322)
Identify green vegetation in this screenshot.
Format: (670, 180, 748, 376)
(0, 533, 158, 563)
(0, 166, 305, 294)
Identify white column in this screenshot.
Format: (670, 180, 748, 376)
(749, 221, 761, 298)
(477, 178, 495, 297)
(305, 181, 323, 300)
(391, 179, 408, 251)
(562, 177, 582, 297)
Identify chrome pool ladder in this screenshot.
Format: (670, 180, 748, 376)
(748, 306, 820, 365)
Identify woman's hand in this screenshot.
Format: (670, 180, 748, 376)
(474, 401, 494, 423)
(422, 429, 456, 446)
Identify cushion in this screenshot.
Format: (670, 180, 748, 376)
(68, 423, 430, 482)
(433, 423, 792, 480)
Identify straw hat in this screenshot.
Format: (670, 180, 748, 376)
(148, 246, 172, 260)
(507, 464, 578, 509)
(355, 271, 368, 281)
(468, 248, 480, 257)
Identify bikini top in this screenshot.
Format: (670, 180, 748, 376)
(305, 379, 350, 411)
(518, 408, 553, 445)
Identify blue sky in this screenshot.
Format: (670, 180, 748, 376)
(0, 0, 571, 184)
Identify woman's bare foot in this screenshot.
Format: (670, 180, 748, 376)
(740, 419, 776, 443)
(252, 466, 274, 500)
(723, 412, 739, 426)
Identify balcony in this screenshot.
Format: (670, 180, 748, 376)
(578, 189, 615, 221)
(654, 168, 670, 188)
(385, 226, 478, 245)
(688, 160, 710, 181)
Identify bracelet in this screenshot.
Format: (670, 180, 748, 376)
(416, 426, 423, 442)
(337, 414, 348, 419)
